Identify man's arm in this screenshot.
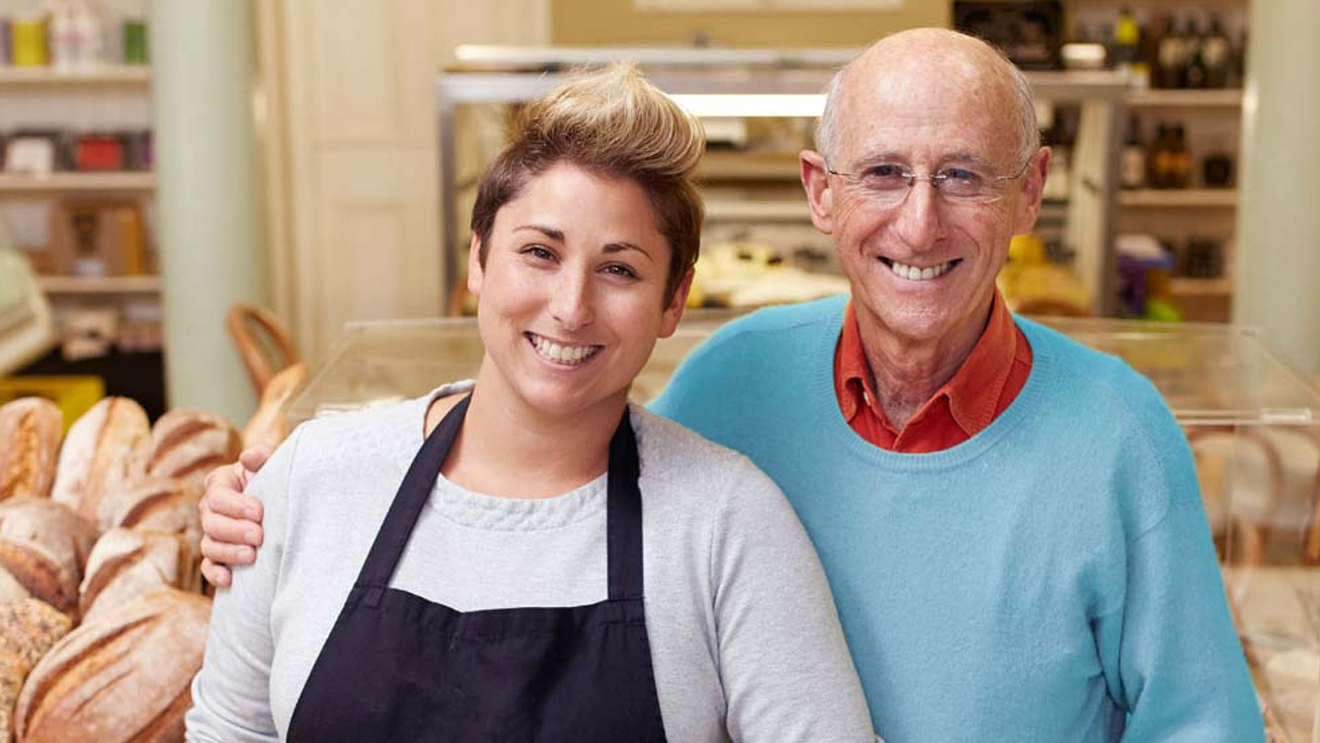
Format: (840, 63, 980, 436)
(1095, 411, 1263, 741)
(199, 447, 269, 587)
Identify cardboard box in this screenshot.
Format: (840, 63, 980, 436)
(45, 201, 150, 277)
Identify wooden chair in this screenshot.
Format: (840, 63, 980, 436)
(226, 304, 299, 396)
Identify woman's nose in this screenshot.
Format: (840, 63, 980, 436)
(549, 271, 594, 330)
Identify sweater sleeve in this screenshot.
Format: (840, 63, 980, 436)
(708, 460, 878, 743)
(185, 426, 304, 743)
(1092, 417, 1263, 742)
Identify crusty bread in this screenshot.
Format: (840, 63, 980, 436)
(0, 598, 72, 669)
(0, 499, 98, 619)
(1, 649, 25, 743)
(50, 398, 151, 532)
(242, 361, 308, 452)
(15, 589, 211, 743)
(0, 568, 30, 604)
(148, 409, 241, 489)
(106, 478, 202, 593)
(78, 529, 188, 624)
(0, 398, 63, 504)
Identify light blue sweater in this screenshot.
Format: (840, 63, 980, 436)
(651, 295, 1262, 743)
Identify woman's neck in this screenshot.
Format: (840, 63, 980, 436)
(426, 365, 627, 499)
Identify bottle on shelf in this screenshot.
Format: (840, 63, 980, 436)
(1168, 124, 1192, 188)
(1111, 7, 1140, 80)
(1183, 17, 1209, 89)
(1121, 115, 1146, 190)
(1155, 15, 1186, 89)
(1202, 14, 1233, 89)
(1146, 122, 1169, 188)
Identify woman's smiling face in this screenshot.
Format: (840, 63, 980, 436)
(468, 162, 690, 420)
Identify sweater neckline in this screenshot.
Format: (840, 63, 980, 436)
(807, 300, 1056, 472)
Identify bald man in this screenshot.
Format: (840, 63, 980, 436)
(199, 29, 1262, 742)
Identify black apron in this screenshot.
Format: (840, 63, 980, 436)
(286, 395, 668, 742)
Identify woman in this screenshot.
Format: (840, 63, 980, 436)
(185, 66, 875, 743)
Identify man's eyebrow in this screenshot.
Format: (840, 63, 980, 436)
(604, 242, 655, 263)
(513, 224, 564, 241)
(940, 151, 998, 170)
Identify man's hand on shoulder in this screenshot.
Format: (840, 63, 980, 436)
(199, 446, 270, 588)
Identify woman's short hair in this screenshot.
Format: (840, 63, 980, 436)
(470, 64, 705, 304)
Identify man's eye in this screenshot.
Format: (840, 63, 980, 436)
(862, 164, 908, 188)
(940, 168, 983, 186)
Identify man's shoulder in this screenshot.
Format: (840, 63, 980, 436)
(1016, 316, 1179, 436)
(681, 295, 846, 368)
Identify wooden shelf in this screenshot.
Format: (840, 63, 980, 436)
(0, 172, 155, 192)
(0, 66, 151, 87)
(705, 200, 811, 221)
(38, 275, 161, 294)
(1125, 89, 1243, 108)
(697, 152, 801, 181)
(1119, 189, 1237, 208)
(1169, 277, 1234, 296)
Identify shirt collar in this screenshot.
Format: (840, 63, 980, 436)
(834, 290, 1020, 437)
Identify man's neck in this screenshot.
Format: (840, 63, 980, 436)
(856, 298, 994, 429)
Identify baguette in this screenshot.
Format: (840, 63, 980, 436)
(78, 529, 187, 625)
(50, 398, 151, 532)
(15, 589, 210, 743)
(0, 398, 63, 503)
(148, 409, 241, 489)
(242, 361, 308, 451)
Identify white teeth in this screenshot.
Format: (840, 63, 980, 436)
(889, 260, 952, 281)
(529, 334, 600, 365)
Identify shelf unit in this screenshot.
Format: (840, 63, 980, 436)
(0, 172, 155, 192)
(436, 53, 1127, 315)
(37, 275, 161, 294)
(0, 66, 151, 87)
(1124, 89, 1243, 109)
(1119, 188, 1238, 207)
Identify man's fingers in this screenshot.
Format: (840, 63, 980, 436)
(201, 558, 233, 589)
(238, 445, 273, 474)
(204, 485, 264, 523)
(200, 506, 264, 549)
(201, 535, 257, 567)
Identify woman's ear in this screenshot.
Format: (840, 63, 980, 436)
(467, 235, 484, 297)
(659, 268, 694, 339)
(800, 149, 836, 235)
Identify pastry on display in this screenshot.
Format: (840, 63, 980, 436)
(242, 361, 308, 451)
(148, 408, 242, 489)
(50, 398, 151, 532)
(14, 589, 210, 743)
(0, 398, 64, 503)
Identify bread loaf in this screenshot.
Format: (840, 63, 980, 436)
(148, 409, 241, 489)
(14, 589, 210, 743)
(0, 499, 97, 618)
(0, 598, 72, 669)
(0, 398, 63, 503)
(78, 529, 188, 624)
(0, 569, 30, 604)
(242, 361, 308, 451)
(1, 650, 24, 743)
(50, 398, 151, 532)
(106, 478, 202, 593)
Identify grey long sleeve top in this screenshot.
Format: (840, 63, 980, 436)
(186, 382, 877, 742)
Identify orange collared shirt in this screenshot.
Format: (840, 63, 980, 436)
(833, 291, 1033, 453)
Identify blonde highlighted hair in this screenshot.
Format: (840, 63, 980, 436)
(470, 64, 706, 303)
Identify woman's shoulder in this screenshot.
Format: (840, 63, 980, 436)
(630, 406, 785, 507)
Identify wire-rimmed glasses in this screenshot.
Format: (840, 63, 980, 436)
(826, 155, 1034, 207)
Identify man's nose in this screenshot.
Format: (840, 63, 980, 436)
(891, 180, 943, 251)
(549, 270, 594, 330)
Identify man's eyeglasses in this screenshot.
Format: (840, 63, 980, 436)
(826, 156, 1034, 207)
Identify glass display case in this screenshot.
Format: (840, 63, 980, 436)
(290, 314, 1320, 741)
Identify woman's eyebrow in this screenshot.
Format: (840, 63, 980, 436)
(514, 224, 565, 241)
(604, 242, 654, 263)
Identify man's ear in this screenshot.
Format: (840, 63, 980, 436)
(800, 149, 835, 235)
(1015, 147, 1051, 235)
(466, 235, 484, 297)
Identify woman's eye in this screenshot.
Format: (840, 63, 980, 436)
(522, 245, 555, 261)
(603, 264, 638, 279)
